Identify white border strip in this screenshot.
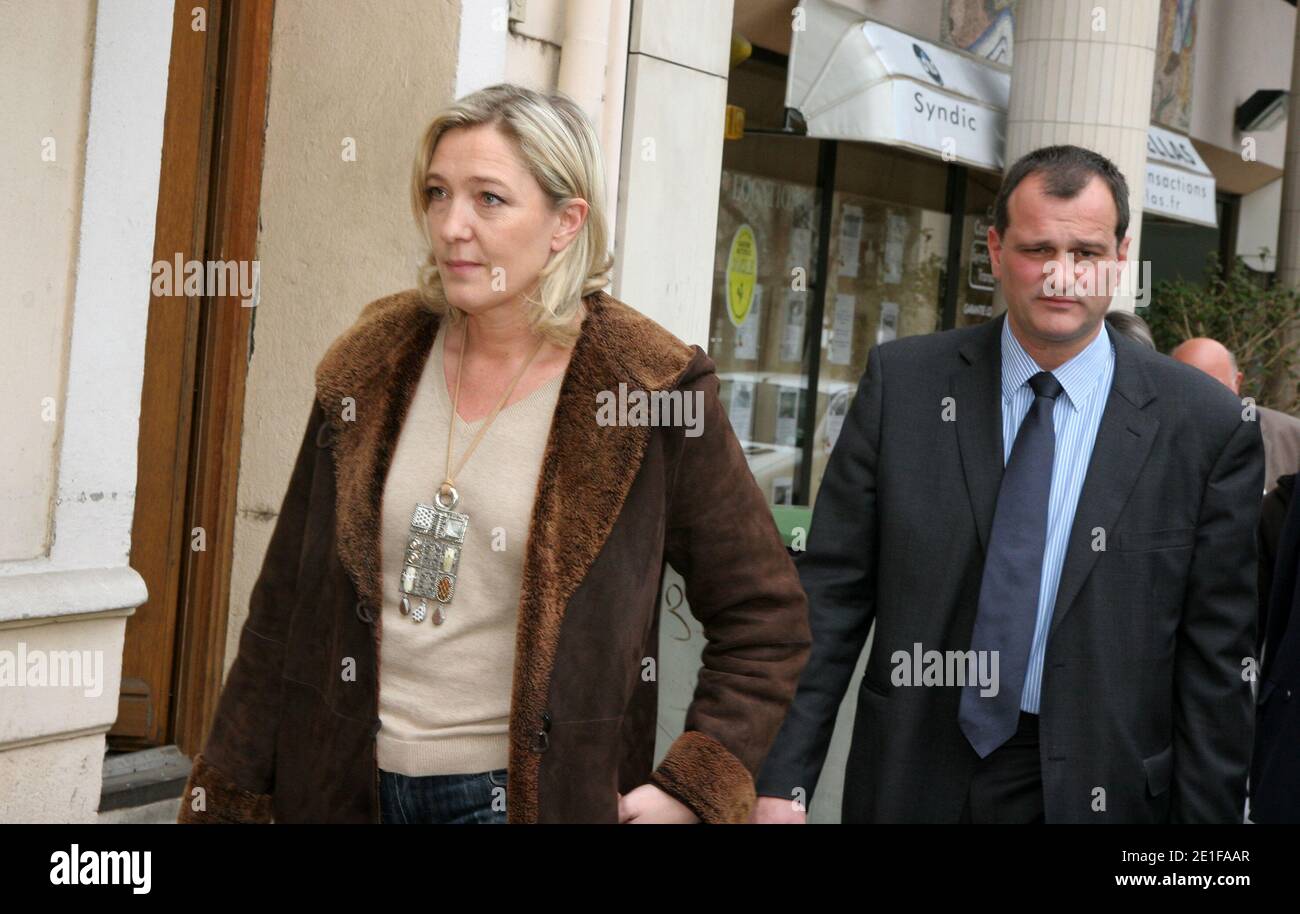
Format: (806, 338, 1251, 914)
(455, 0, 509, 98)
(3, 0, 171, 592)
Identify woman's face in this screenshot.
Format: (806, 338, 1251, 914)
(422, 124, 586, 319)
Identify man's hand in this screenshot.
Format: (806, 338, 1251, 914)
(750, 795, 807, 824)
(617, 784, 700, 823)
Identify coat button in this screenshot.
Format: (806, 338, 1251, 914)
(355, 600, 376, 624)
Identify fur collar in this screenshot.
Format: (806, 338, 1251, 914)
(312, 284, 698, 821)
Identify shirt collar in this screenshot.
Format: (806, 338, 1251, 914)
(1001, 314, 1113, 413)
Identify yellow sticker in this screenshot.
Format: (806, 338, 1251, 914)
(726, 224, 757, 328)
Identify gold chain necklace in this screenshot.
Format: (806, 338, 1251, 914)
(399, 318, 546, 624)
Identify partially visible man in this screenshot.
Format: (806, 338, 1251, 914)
(1252, 470, 1300, 822)
(1172, 338, 1300, 495)
(754, 144, 1262, 824)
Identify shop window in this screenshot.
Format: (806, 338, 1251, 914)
(955, 169, 1001, 328)
(709, 150, 953, 507)
(1141, 214, 1221, 289)
(808, 164, 948, 505)
(710, 52, 1001, 510)
(711, 162, 820, 509)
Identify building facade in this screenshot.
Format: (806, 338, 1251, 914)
(1, 0, 1293, 823)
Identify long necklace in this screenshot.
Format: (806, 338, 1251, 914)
(399, 318, 546, 624)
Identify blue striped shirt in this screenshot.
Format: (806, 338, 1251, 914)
(999, 315, 1115, 714)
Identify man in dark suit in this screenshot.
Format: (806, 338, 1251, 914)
(753, 145, 1264, 824)
(1252, 472, 1300, 822)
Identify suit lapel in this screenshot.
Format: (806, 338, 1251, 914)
(1047, 335, 1158, 638)
(952, 313, 1008, 555)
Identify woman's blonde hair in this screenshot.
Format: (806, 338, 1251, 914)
(410, 83, 613, 345)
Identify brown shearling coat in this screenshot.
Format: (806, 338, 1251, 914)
(177, 287, 811, 823)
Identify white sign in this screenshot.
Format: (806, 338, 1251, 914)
(1144, 127, 1216, 227)
(862, 21, 1010, 108)
(1145, 162, 1216, 227)
(889, 77, 1004, 170)
(1147, 125, 1212, 173)
(786, 2, 1010, 172)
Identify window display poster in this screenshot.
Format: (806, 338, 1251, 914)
(883, 212, 908, 285)
(781, 290, 806, 363)
(776, 386, 800, 446)
(729, 379, 755, 442)
(830, 293, 856, 366)
(838, 205, 864, 278)
(733, 284, 763, 360)
(788, 226, 813, 274)
(772, 476, 794, 506)
(878, 300, 900, 344)
(825, 388, 851, 453)
(726, 223, 758, 327)
(969, 215, 995, 291)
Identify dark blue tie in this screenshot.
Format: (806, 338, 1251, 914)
(959, 370, 1064, 758)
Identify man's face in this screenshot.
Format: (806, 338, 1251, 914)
(988, 171, 1131, 349)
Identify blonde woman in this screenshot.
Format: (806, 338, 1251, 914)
(178, 83, 809, 824)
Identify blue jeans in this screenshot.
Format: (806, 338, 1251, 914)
(379, 767, 508, 824)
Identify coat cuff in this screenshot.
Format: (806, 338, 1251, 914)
(176, 753, 273, 824)
(649, 730, 755, 823)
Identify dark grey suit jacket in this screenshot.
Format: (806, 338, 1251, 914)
(756, 312, 1264, 823)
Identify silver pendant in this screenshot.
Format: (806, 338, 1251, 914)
(401, 485, 467, 623)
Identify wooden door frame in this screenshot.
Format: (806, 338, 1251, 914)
(120, 0, 275, 759)
(173, 0, 275, 758)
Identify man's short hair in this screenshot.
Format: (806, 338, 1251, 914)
(994, 145, 1130, 246)
(1104, 309, 1155, 350)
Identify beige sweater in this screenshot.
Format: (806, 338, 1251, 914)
(377, 319, 563, 776)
